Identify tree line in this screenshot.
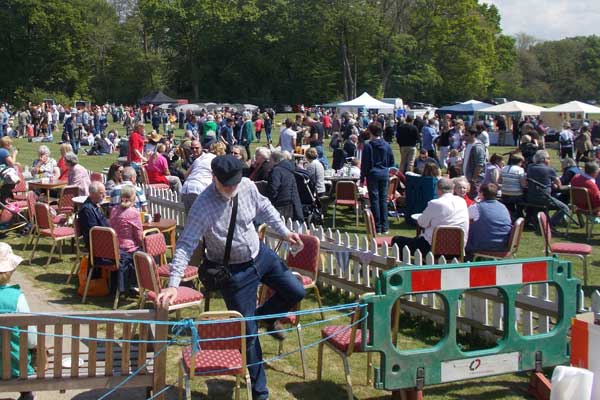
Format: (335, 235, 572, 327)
(0, 0, 598, 107)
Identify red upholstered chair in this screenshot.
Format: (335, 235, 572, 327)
(83, 226, 122, 308)
(431, 225, 465, 262)
(133, 251, 203, 316)
(474, 217, 525, 261)
(8, 166, 27, 206)
(538, 211, 593, 286)
(287, 233, 325, 320)
(364, 209, 394, 247)
(333, 180, 360, 228)
(52, 185, 80, 216)
(143, 228, 199, 286)
(90, 171, 104, 183)
(140, 165, 169, 190)
(29, 202, 75, 268)
(569, 186, 600, 239)
(178, 311, 251, 400)
(317, 300, 373, 400)
(387, 175, 402, 221)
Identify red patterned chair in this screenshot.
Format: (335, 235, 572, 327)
(364, 208, 394, 247)
(474, 217, 525, 261)
(431, 225, 465, 262)
(317, 299, 373, 400)
(29, 202, 75, 268)
(89, 171, 104, 183)
(177, 311, 251, 400)
(140, 165, 170, 190)
(538, 211, 593, 286)
(569, 186, 600, 240)
(52, 185, 80, 216)
(143, 228, 199, 286)
(82, 226, 121, 308)
(9, 166, 27, 206)
(333, 180, 360, 228)
(287, 233, 324, 320)
(133, 251, 203, 316)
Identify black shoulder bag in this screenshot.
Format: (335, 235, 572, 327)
(199, 195, 238, 291)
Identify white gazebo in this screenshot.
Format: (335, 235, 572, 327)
(336, 92, 394, 114)
(540, 101, 600, 129)
(475, 101, 547, 118)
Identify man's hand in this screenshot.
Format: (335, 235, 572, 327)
(157, 286, 178, 307)
(286, 232, 301, 245)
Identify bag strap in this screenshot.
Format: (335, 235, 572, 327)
(223, 195, 238, 267)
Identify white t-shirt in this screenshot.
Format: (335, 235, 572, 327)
(417, 192, 469, 245)
(280, 128, 297, 152)
(182, 152, 216, 195)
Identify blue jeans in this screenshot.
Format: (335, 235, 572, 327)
(220, 243, 305, 399)
(265, 127, 272, 143)
(368, 173, 390, 232)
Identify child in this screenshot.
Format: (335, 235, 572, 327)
(0, 243, 37, 400)
(446, 149, 463, 178)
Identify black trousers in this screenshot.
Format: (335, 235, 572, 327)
(391, 235, 431, 254)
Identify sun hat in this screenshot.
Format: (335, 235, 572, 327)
(0, 243, 23, 273)
(147, 130, 163, 143)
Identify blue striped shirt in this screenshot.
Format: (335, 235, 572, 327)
(168, 178, 290, 287)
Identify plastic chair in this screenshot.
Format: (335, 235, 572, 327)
(333, 181, 360, 228)
(178, 311, 251, 400)
(473, 217, 525, 260)
(257, 272, 307, 379)
(83, 226, 121, 309)
(364, 209, 394, 247)
(287, 233, 325, 320)
(133, 251, 203, 314)
(29, 202, 75, 268)
(143, 228, 198, 286)
(569, 186, 600, 240)
(431, 225, 465, 262)
(317, 299, 373, 400)
(538, 211, 593, 286)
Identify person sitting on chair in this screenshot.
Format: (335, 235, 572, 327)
(391, 178, 469, 254)
(571, 161, 600, 212)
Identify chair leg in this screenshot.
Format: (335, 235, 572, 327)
(45, 241, 57, 268)
(366, 352, 373, 385)
(185, 373, 191, 400)
(355, 205, 359, 227)
(113, 288, 120, 310)
(81, 266, 95, 304)
(582, 255, 588, 287)
(342, 355, 354, 400)
(29, 235, 41, 264)
(277, 339, 284, 356)
(296, 324, 307, 380)
(67, 257, 80, 284)
(178, 362, 184, 400)
(314, 286, 325, 320)
(204, 290, 211, 312)
(235, 375, 241, 400)
(245, 372, 252, 400)
(333, 204, 336, 228)
(317, 342, 324, 381)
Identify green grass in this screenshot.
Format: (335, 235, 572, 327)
(5, 118, 597, 399)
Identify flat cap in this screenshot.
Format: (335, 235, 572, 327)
(211, 155, 243, 186)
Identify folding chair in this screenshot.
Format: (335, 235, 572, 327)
(431, 225, 465, 262)
(317, 299, 373, 400)
(538, 211, 593, 286)
(178, 311, 251, 400)
(133, 251, 203, 315)
(29, 202, 75, 268)
(143, 228, 198, 286)
(364, 209, 394, 247)
(473, 217, 525, 260)
(333, 180, 360, 228)
(82, 226, 121, 309)
(569, 186, 600, 240)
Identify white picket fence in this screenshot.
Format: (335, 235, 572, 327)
(141, 189, 583, 338)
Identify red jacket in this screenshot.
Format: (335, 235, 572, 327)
(571, 174, 600, 210)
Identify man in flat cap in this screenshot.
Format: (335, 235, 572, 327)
(159, 155, 305, 400)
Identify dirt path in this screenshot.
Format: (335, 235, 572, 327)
(3, 270, 175, 400)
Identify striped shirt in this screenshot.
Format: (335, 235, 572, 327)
(168, 178, 290, 287)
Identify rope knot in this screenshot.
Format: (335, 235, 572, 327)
(173, 318, 201, 352)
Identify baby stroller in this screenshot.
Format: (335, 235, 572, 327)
(294, 168, 323, 226)
(0, 169, 29, 236)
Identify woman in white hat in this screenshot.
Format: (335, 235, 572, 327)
(0, 243, 38, 400)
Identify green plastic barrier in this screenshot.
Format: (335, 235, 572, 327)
(362, 256, 580, 391)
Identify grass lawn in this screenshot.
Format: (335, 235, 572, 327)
(4, 116, 596, 399)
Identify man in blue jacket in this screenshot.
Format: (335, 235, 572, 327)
(361, 123, 395, 233)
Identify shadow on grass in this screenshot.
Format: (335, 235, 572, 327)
(422, 378, 531, 399)
(286, 380, 350, 399)
(71, 386, 178, 400)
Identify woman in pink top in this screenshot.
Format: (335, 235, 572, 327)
(109, 185, 142, 294)
(65, 152, 91, 196)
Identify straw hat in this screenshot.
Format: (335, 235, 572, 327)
(0, 243, 23, 273)
(147, 130, 163, 143)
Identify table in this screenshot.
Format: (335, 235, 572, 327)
(28, 179, 67, 203)
(143, 218, 177, 258)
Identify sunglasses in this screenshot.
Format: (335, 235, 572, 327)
(191, 147, 201, 150)
(232, 152, 241, 155)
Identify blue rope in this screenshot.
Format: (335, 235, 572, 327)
(172, 318, 200, 352)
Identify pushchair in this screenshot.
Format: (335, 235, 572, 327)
(0, 168, 30, 236)
(294, 168, 323, 226)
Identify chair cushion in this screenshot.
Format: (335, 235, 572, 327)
(182, 347, 243, 376)
(374, 236, 394, 247)
(336, 199, 357, 206)
(321, 325, 368, 353)
(148, 184, 170, 190)
(157, 264, 198, 279)
(300, 275, 313, 286)
(551, 242, 593, 255)
(40, 226, 75, 238)
(147, 286, 203, 305)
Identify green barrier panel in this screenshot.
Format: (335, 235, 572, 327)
(362, 256, 580, 391)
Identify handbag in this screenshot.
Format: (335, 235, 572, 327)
(199, 195, 238, 291)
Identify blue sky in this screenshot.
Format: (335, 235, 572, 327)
(481, 0, 600, 41)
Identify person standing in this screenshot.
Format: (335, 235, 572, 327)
(279, 118, 297, 153)
(361, 123, 395, 233)
(128, 122, 146, 167)
(240, 112, 255, 160)
(158, 155, 305, 400)
(558, 121, 574, 159)
(395, 116, 420, 173)
(462, 127, 487, 199)
(263, 112, 273, 144)
(254, 115, 263, 143)
(421, 118, 438, 161)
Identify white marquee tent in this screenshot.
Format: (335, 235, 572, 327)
(336, 92, 394, 113)
(540, 101, 600, 129)
(476, 101, 547, 118)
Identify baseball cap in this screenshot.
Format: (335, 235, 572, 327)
(211, 155, 243, 186)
